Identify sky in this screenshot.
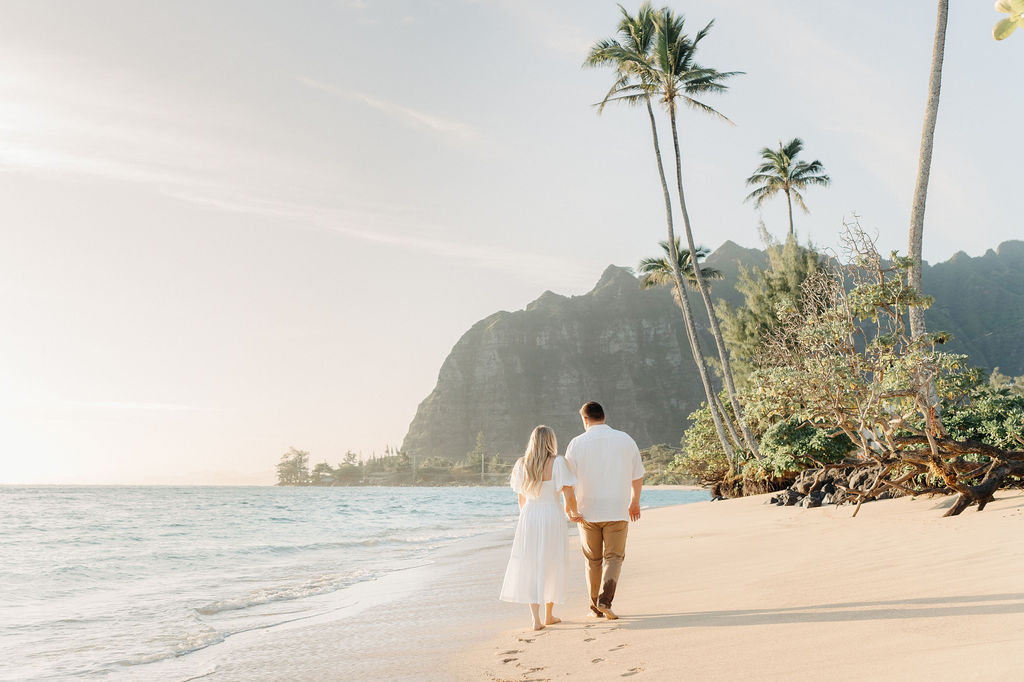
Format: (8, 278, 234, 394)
(1, 0, 1020, 484)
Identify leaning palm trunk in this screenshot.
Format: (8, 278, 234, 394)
(908, 0, 948, 340)
(711, 390, 743, 451)
(668, 106, 762, 460)
(644, 98, 735, 461)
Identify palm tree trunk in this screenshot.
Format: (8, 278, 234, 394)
(785, 189, 795, 237)
(644, 98, 734, 461)
(908, 0, 948, 340)
(668, 105, 762, 460)
(712, 390, 743, 451)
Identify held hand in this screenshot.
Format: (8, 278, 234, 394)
(628, 501, 641, 522)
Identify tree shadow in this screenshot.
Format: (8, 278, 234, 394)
(620, 593, 1024, 629)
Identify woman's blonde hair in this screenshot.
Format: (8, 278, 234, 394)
(518, 425, 557, 496)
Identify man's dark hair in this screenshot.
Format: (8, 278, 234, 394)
(580, 401, 605, 421)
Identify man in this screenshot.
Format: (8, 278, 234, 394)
(564, 401, 644, 620)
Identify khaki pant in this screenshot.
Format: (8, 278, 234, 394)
(578, 520, 628, 612)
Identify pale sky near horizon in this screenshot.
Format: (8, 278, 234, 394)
(1, 1, 1020, 484)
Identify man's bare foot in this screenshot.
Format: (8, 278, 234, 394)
(531, 623, 546, 631)
(597, 605, 618, 620)
(544, 616, 561, 625)
(588, 610, 605, 618)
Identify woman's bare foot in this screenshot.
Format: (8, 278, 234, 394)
(531, 622, 546, 631)
(544, 616, 561, 625)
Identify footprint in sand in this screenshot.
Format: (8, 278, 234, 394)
(592, 657, 606, 664)
(498, 650, 522, 655)
(621, 666, 644, 677)
(609, 644, 628, 651)
(584, 637, 595, 642)
(517, 637, 534, 643)
(501, 657, 517, 664)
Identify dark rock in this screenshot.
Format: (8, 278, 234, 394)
(782, 490, 802, 506)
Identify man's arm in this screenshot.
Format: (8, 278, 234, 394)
(629, 478, 642, 521)
(628, 436, 644, 522)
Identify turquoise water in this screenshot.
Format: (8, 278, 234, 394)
(0, 485, 708, 680)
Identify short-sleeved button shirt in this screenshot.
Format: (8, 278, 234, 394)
(564, 424, 644, 522)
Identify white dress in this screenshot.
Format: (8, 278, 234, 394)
(499, 456, 577, 604)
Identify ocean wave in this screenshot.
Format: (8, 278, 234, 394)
(113, 623, 225, 668)
(194, 569, 373, 616)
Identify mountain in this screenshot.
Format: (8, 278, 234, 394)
(401, 240, 1024, 461)
(921, 241, 1024, 374)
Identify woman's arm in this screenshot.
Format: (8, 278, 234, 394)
(561, 487, 582, 522)
(518, 493, 526, 510)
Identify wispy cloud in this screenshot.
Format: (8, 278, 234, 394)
(299, 76, 481, 142)
(485, 0, 593, 58)
(64, 401, 214, 412)
(0, 51, 575, 287)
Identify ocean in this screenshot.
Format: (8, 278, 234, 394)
(0, 485, 709, 681)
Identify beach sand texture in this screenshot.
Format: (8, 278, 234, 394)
(457, 491, 1024, 682)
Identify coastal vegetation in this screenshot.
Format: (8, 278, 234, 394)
(275, 438, 688, 486)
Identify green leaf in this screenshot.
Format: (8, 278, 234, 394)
(994, 17, 1019, 40)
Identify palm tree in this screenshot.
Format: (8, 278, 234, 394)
(744, 138, 830, 237)
(585, 3, 736, 461)
(908, 0, 948, 340)
(638, 240, 722, 296)
(647, 8, 761, 460)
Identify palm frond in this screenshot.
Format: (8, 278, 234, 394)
(680, 96, 734, 124)
(744, 185, 778, 206)
(790, 188, 809, 212)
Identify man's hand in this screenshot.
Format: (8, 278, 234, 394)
(628, 501, 641, 522)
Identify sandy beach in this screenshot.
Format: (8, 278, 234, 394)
(454, 491, 1024, 682)
(184, 489, 1024, 681)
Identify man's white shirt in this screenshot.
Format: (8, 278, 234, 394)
(564, 424, 645, 522)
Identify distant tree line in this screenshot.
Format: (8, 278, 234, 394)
(275, 435, 693, 487)
(274, 434, 516, 487)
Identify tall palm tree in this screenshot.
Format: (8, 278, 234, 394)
(908, 0, 948, 340)
(744, 138, 830, 237)
(585, 3, 736, 461)
(647, 8, 761, 460)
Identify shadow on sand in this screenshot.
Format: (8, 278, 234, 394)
(620, 593, 1024, 629)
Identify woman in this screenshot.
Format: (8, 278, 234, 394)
(499, 425, 581, 630)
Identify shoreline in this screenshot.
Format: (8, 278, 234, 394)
(155, 490, 703, 681)
(453, 491, 1024, 681)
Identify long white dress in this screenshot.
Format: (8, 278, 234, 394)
(499, 456, 577, 604)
